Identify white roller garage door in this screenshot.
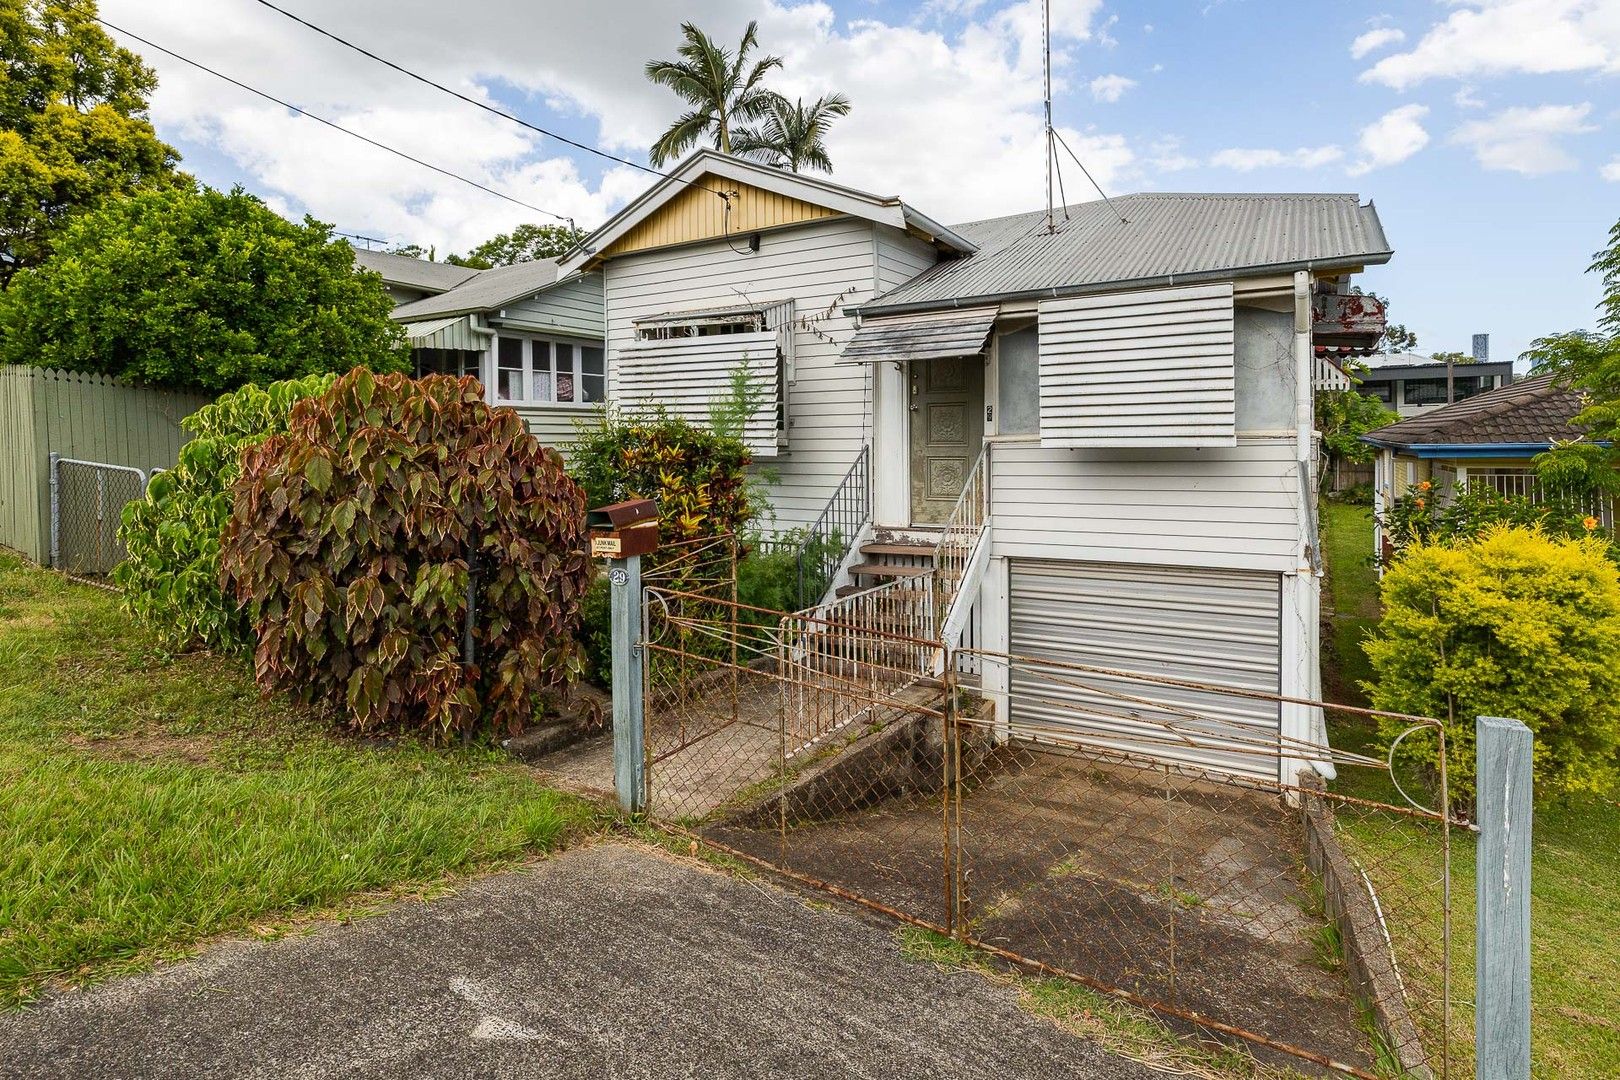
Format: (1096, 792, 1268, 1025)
(1008, 560, 1282, 780)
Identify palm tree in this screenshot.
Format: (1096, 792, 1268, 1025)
(645, 22, 782, 166)
(733, 92, 852, 174)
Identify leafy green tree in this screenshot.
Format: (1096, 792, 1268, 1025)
(448, 223, 586, 268)
(733, 92, 852, 174)
(1316, 383, 1396, 491)
(645, 21, 782, 166)
(0, 185, 407, 391)
(0, 0, 185, 284)
(1525, 217, 1620, 443)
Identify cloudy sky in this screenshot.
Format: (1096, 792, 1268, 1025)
(100, 0, 1619, 366)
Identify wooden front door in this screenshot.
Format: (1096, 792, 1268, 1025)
(909, 357, 984, 525)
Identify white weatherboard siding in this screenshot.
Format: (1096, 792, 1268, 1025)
(988, 436, 1301, 573)
(1038, 282, 1236, 448)
(493, 273, 603, 340)
(615, 333, 780, 457)
(1008, 560, 1283, 781)
(510, 405, 589, 459)
(605, 218, 934, 529)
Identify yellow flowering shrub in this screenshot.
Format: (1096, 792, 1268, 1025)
(1364, 526, 1620, 805)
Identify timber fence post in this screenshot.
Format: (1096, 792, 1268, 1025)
(1475, 715, 1532, 1080)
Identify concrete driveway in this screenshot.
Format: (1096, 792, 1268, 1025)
(0, 842, 1154, 1080)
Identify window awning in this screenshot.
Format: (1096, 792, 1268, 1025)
(401, 315, 488, 352)
(838, 306, 999, 364)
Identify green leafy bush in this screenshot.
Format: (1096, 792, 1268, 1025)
(570, 407, 753, 544)
(578, 575, 612, 689)
(219, 370, 591, 739)
(1378, 482, 1610, 564)
(115, 375, 336, 650)
(1364, 526, 1620, 805)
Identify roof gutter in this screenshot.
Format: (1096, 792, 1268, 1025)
(845, 250, 1394, 319)
(1359, 439, 1554, 458)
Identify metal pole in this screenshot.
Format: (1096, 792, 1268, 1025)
(610, 555, 645, 814)
(1475, 715, 1532, 1080)
(48, 452, 60, 568)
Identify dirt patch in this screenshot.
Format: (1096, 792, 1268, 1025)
(710, 743, 1375, 1076)
(65, 732, 214, 766)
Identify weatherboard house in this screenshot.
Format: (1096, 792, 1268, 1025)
(352, 247, 605, 451)
(549, 151, 1393, 782)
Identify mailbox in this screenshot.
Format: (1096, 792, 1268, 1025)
(588, 498, 659, 558)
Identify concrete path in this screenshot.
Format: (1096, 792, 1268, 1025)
(0, 843, 1154, 1080)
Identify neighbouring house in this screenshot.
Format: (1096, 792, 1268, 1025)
(1362, 373, 1611, 557)
(1353, 349, 1515, 418)
(354, 248, 605, 449)
(557, 150, 1392, 782)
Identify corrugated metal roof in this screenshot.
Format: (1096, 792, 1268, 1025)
(351, 248, 479, 293)
(390, 260, 563, 320)
(861, 193, 1391, 314)
(403, 315, 487, 351)
(840, 307, 999, 363)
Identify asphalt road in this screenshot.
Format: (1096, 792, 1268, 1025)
(0, 842, 1154, 1079)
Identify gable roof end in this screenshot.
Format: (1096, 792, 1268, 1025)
(558, 149, 977, 273)
(352, 248, 480, 293)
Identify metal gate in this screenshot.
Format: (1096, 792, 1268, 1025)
(48, 454, 152, 575)
(636, 583, 1471, 1078)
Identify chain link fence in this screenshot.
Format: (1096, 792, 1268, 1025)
(49, 454, 153, 576)
(637, 586, 1473, 1079)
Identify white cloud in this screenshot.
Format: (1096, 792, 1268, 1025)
(1089, 74, 1136, 102)
(1453, 86, 1486, 109)
(101, 0, 1126, 247)
(1208, 145, 1344, 171)
(1146, 136, 1198, 173)
(1450, 103, 1596, 174)
(1349, 27, 1406, 59)
(1361, 0, 1620, 90)
(1348, 104, 1430, 175)
(1599, 157, 1620, 181)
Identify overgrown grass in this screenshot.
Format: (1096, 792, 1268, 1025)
(0, 552, 602, 1007)
(1319, 504, 1620, 1076)
(896, 927, 1305, 1079)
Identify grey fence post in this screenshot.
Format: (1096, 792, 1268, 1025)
(1476, 715, 1533, 1080)
(609, 555, 645, 814)
(47, 451, 60, 568)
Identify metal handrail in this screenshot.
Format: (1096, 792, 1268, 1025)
(929, 443, 991, 637)
(791, 444, 870, 609)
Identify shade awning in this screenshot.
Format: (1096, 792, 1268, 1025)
(401, 315, 488, 352)
(839, 306, 999, 364)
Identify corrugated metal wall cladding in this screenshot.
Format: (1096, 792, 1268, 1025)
(869, 194, 1386, 312)
(1008, 560, 1283, 779)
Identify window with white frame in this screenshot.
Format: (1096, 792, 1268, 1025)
(494, 334, 605, 405)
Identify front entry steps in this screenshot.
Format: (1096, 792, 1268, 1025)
(833, 536, 940, 599)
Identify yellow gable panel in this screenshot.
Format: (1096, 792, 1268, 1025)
(601, 175, 841, 258)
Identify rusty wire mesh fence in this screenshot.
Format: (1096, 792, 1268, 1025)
(49, 455, 151, 575)
(638, 584, 1473, 1078)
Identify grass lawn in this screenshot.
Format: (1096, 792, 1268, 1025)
(1318, 500, 1620, 1076)
(0, 552, 601, 1008)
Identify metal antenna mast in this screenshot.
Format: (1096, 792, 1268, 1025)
(1043, 0, 1056, 233)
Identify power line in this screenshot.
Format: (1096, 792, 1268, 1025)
(94, 15, 578, 226)
(246, 0, 712, 196)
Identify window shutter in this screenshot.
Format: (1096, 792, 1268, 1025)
(1038, 282, 1236, 448)
(615, 331, 781, 457)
